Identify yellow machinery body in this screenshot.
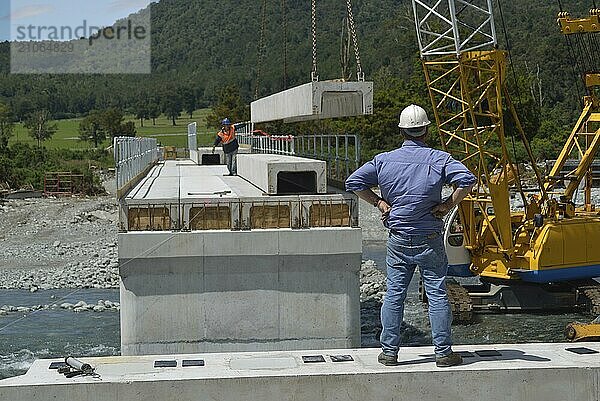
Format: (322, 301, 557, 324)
(565, 321, 600, 342)
(469, 213, 600, 282)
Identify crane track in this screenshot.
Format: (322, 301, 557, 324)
(446, 281, 473, 323)
(419, 279, 473, 323)
(579, 285, 600, 316)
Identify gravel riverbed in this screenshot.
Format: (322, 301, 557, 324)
(0, 196, 119, 291)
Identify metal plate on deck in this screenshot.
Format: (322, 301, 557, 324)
(566, 347, 599, 355)
(154, 360, 177, 368)
(251, 81, 373, 123)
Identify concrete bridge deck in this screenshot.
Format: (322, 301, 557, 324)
(1, 343, 599, 400)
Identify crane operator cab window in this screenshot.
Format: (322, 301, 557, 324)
(447, 210, 465, 247)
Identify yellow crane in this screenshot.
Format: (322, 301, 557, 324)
(411, 1, 600, 321)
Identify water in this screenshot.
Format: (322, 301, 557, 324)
(0, 289, 120, 380)
(0, 243, 590, 379)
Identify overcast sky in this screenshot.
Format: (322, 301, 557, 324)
(0, 0, 154, 41)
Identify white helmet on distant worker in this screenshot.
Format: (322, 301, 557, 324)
(398, 104, 431, 137)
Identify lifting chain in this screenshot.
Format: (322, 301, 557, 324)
(311, 0, 319, 81)
(345, 0, 364, 81)
(340, 17, 352, 80)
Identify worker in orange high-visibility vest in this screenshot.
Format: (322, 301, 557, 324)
(212, 118, 239, 176)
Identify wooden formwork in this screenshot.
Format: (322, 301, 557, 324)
(127, 207, 172, 231)
(189, 206, 231, 230)
(164, 146, 177, 160)
(250, 205, 291, 229)
(121, 196, 358, 232)
(309, 203, 351, 227)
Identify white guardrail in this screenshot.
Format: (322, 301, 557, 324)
(114, 137, 158, 196)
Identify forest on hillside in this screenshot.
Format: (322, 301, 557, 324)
(0, 0, 597, 162)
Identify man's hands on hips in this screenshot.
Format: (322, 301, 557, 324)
(377, 199, 391, 223)
(431, 199, 453, 219)
(431, 185, 474, 219)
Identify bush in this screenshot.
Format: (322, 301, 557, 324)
(0, 144, 112, 195)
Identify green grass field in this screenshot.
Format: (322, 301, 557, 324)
(8, 108, 218, 150)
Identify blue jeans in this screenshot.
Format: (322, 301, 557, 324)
(380, 231, 453, 357)
(225, 150, 237, 175)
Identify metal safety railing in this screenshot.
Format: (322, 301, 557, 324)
(236, 122, 361, 183)
(114, 137, 159, 198)
(238, 132, 296, 155)
(295, 134, 361, 183)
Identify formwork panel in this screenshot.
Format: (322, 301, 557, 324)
(251, 81, 374, 123)
(309, 203, 351, 227)
(127, 207, 172, 231)
(189, 206, 231, 230)
(237, 154, 327, 195)
(250, 205, 291, 229)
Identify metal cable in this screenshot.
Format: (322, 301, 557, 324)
(497, 0, 524, 198)
(282, 0, 289, 90)
(254, 0, 268, 99)
(311, 0, 318, 81)
(345, 0, 364, 81)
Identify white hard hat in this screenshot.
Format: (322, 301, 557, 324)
(398, 104, 431, 134)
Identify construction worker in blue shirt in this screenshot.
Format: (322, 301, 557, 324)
(212, 118, 239, 176)
(346, 104, 476, 367)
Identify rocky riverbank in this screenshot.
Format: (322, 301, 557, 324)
(0, 299, 120, 316)
(0, 196, 119, 290)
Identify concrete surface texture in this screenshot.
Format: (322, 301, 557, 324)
(237, 154, 327, 194)
(2, 343, 599, 401)
(119, 228, 362, 355)
(118, 160, 360, 355)
(251, 80, 374, 123)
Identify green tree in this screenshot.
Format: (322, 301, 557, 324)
(102, 108, 125, 138)
(135, 101, 149, 127)
(0, 103, 14, 150)
(162, 91, 183, 126)
(148, 103, 161, 126)
(207, 85, 248, 128)
(79, 110, 106, 148)
(24, 110, 57, 148)
(12, 98, 34, 122)
(120, 121, 137, 137)
(183, 88, 197, 119)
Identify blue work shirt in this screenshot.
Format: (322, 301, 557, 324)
(346, 139, 476, 235)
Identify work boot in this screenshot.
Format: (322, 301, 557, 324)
(378, 352, 398, 366)
(435, 352, 462, 368)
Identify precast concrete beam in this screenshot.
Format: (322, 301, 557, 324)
(237, 154, 327, 195)
(251, 81, 373, 123)
(192, 146, 252, 165)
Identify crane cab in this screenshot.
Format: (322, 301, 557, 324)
(444, 207, 473, 277)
